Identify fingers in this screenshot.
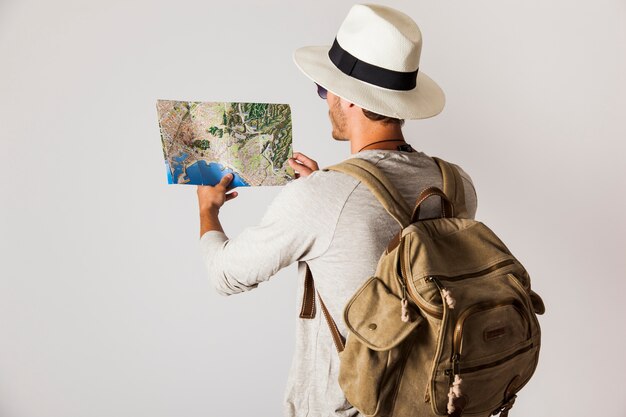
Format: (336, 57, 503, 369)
(217, 173, 236, 189)
(196, 175, 238, 214)
(219, 173, 233, 185)
(288, 159, 313, 177)
(288, 152, 319, 178)
(220, 174, 238, 202)
(292, 152, 319, 171)
(225, 190, 238, 201)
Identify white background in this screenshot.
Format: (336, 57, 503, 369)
(1, 0, 625, 416)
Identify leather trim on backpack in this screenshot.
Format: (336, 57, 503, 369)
(299, 262, 316, 319)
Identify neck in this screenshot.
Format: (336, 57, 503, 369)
(349, 122, 405, 154)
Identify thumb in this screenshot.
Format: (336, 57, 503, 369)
(219, 173, 233, 186)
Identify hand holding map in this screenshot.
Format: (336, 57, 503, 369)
(157, 100, 296, 186)
(196, 173, 239, 214)
(288, 152, 320, 179)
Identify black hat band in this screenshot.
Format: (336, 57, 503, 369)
(328, 38, 418, 91)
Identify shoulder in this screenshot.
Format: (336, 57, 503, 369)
(305, 166, 360, 187)
(270, 168, 360, 212)
(450, 162, 476, 188)
(257, 168, 361, 239)
(289, 165, 358, 193)
(447, 161, 479, 218)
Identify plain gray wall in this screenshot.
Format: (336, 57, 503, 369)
(1, 0, 625, 416)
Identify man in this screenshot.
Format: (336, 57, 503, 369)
(197, 4, 478, 416)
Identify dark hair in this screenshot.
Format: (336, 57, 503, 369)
(362, 108, 405, 126)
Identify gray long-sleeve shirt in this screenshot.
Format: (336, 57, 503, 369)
(199, 148, 478, 417)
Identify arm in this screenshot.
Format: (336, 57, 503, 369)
(199, 176, 337, 296)
(197, 152, 317, 237)
(197, 173, 237, 238)
(200, 209, 225, 237)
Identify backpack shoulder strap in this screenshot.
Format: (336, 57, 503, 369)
(322, 158, 412, 228)
(301, 157, 412, 351)
(432, 156, 469, 219)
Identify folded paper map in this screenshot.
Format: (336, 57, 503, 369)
(157, 100, 296, 186)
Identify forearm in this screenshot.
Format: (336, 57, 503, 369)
(197, 173, 237, 239)
(200, 208, 225, 238)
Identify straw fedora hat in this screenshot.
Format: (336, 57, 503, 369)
(293, 3, 445, 120)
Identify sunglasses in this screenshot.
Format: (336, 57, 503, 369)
(315, 83, 327, 100)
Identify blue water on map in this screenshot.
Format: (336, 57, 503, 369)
(166, 151, 249, 187)
(188, 160, 249, 187)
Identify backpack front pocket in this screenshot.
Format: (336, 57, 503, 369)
(438, 341, 539, 415)
(432, 298, 538, 415)
(340, 277, 424, 416)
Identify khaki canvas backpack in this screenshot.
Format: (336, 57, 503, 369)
(299, 156, 545, 417)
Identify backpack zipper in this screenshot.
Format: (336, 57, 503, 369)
(453, 298, 531, 354)
(450, 343, 535, 375)
(427, 259, 516, 282)
(397, 243, 516, 319)
(407, 259, 517, 319)
(397, 253, 444, 319)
